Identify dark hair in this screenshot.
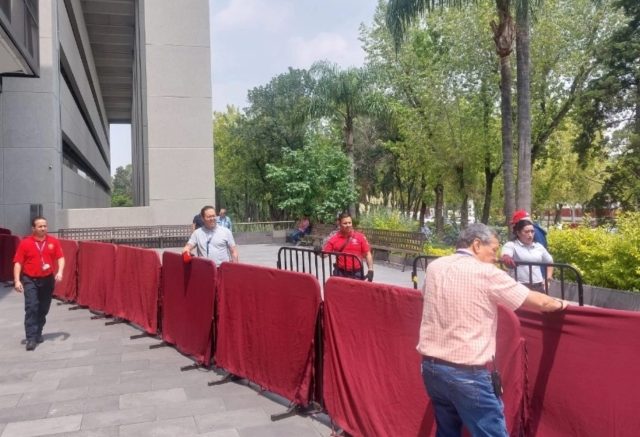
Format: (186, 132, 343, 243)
(338, 212, 351, 222)
(456, 223, 498, 248)
(513, 219, 534, 235)
(31, 216, 47, 227)
(200, 205, 215, 217)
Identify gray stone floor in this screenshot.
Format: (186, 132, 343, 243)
(0, 244, 417, 437)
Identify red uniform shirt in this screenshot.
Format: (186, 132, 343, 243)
(13, 235, 64, 278)
(323, 231, 370, 271)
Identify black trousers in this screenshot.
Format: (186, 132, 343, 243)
(332, 267, 364, 280)
(22, 275, 54, 341)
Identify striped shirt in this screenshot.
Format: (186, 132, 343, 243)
(417, 251, 529, 365)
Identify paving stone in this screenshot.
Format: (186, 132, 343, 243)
(154, 397, 225, 420)
(195, 407, 272, 433)
(47, 395, 120, 418)
(18, 387, 88, 406)
(118, 416, 198, 437)
(1, 414, 82, 437)
(57, 373, 119, 390)
(0, 380, 59, 397)
(80, 406, 156, 430)
(0, 403, 50, 423)
(119, 387, 187, 409)
(0, 395, 21, 410)
(238, 421, 326, 437)
(47, 425, 119, 436)
(31, 366, 93, 383)
(87, 379, 152, 398)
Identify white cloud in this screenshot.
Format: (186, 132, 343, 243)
(289, 32, 365, 69)
(213, 0, 293, 32)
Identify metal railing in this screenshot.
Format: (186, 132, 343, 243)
(411, 255, 584, 306)
(58, 221, 296, 248)
(277, 246, 365, 286)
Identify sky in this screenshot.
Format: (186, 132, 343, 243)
(110, 0, 379, 175)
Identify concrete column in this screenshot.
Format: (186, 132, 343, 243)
(142, 0, 214, 224)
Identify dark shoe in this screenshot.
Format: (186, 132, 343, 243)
(36, 335, 44, 343)
(26, 340, 36, 351)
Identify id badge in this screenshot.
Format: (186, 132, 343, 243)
(42, 263, 51, 271)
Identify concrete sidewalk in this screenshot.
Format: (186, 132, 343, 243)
(0, 244, 420, 437)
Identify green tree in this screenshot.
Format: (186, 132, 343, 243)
(309, 61, 382, 217)
(111, 164, 133, 207)
(574, 0, 640, 211)
(265, 136, 357, 223)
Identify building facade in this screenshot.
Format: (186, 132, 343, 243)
(0, 0, 214, 234)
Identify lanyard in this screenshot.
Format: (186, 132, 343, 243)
(206, 237, 212, 257)
(35, 239, 47, 267)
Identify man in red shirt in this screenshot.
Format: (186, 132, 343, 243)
(13, 216, 65, 351)
(322, 212, 374, 281)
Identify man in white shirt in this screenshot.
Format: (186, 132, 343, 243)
(182, 206, 239, 266)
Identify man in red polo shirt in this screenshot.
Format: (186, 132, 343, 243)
(13, 216, 65, 351)
(322, 212, 374, 281)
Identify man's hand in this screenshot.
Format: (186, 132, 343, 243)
(54, 272, 63, 282)
(500, 255, 516, 268)
(182, 251, 192, 264)
(14, 280, 24, 293)
(366, 270, 374, 282)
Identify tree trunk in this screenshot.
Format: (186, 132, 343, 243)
(482, 167, 497, 224)
(460, 194, 469, 229)
(344, 119, 357, 217)
(419, 200, 427, 229)
(516, 8, 532, 212)
(492, 2, 516, 225)
(435, 183, 444, 237)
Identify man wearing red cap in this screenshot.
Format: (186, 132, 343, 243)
(13, 216, 65, 351)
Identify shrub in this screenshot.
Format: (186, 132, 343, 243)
(358, 207, 418, 231)
(548, 212, 640, 292)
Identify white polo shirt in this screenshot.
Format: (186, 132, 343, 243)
(501, 239, 553, 284)
(188, 225, 236, 266)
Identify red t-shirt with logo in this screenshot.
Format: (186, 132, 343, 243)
(323, 231, 370, 271)
(13, 235, 64, 278)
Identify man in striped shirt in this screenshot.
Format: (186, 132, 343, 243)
(418, 223, 567, 437)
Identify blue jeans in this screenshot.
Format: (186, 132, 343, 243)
(421, 358, 508, 437)
(23, 275, 54, 341)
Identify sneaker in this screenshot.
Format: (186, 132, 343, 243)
(36, 335, 44, 343)
(26, 340, 36, 351)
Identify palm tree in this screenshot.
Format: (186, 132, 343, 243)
(309, 61, 379, 217)
(387, 0, 534, 220)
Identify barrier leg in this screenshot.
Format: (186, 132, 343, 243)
(105, 318, 125, 326)
(208, 372, 242, 386)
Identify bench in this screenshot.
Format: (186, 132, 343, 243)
(359, 228, 427, 271)
(299, 223, 337, 247)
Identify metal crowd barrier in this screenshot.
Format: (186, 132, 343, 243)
(276, 246, 365, 286)
(411, 255, 584, 306)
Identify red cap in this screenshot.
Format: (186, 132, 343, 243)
(511, 209, 531, 225)
(182, 251, 192, 264)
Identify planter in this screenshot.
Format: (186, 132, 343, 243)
(548, 280, 640, 311)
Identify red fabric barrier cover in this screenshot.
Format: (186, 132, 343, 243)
(216, 263, 321, 406)
(0, 228, 11, 235)
(76, 241, 116, 312)
(109, 245, 161, 334)
(518, 306, 640, 437)
(161, 253, 216, 365)
(0, 235, 19, 281)
(322, 278, 526, 437)
(53, 239, 78, 302)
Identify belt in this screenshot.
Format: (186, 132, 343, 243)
(422, 355, 488, 371)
